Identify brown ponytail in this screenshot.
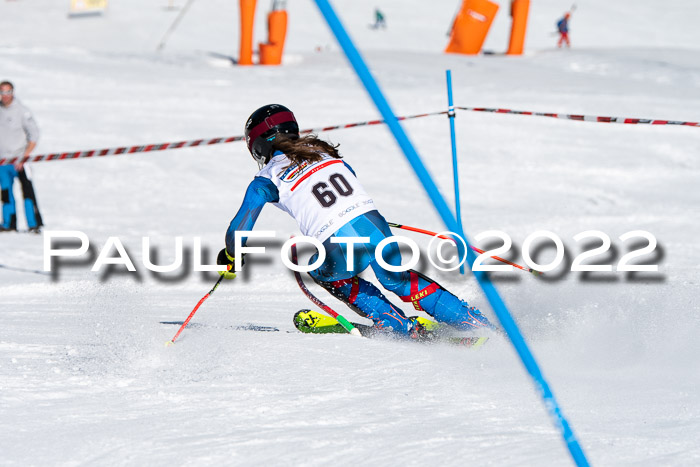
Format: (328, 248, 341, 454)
(272, 134, 341, 169)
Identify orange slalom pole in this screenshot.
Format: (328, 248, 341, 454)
(239, 0, 257, 65)
(387, 222, 542, 275)
(507, 0, 530, 55)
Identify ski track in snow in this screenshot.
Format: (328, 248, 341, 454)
(1, 0, 699, 465)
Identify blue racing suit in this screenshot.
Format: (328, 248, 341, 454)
(225, 157, 496, 336)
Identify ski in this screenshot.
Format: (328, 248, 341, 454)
(293, 309, 488, 348)
(160, 321, 280, 333)
(0, 263, 50, 275)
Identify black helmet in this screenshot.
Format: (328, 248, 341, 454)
(244, 104, 299, 168)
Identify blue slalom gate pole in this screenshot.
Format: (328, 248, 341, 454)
(312, 1, 590, 465)
(445, 69, 464, 274)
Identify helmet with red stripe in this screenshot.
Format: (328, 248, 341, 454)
(244, 104, 299, 168)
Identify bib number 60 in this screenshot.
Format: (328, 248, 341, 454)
(312, 173, 354, 208)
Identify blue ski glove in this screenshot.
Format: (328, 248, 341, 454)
(217, 248, 245, 280)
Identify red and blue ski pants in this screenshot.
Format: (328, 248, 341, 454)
(308, 210, 495, 334)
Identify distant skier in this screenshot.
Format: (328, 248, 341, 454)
(371, 8, 386, 29)
(556, 12, 571, 48)
(217, 104, 498, 338)
(0, 80, 43, 233)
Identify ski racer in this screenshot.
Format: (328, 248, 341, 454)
(217, 104, 497, 338)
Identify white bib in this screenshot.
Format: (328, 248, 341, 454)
(258, 153, 375, 242)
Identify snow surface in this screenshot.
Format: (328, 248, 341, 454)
(1, 0, 699, 465)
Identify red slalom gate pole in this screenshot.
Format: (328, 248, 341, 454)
(167, 275, 225, 345)
(387, 222, 542, 276)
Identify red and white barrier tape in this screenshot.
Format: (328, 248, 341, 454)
(457, 106, 700, 127)
(1, 106, 696, 166)
(0, 136, 246, 166)
(0, 110, 448, 166)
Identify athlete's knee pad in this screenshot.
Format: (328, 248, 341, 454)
(1, 189, 9, 204)
(396, 270, 443, 312)
(395, 270, 496, 331)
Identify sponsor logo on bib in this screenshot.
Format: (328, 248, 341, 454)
(279, 160, 313, 183)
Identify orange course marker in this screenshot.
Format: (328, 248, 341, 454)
(260, 9, 288, 65)
(445, 0, 499, 55)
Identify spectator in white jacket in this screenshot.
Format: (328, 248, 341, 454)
(0, 81, 43, 233)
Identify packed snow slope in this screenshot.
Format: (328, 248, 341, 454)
(1, 0, 699, 465)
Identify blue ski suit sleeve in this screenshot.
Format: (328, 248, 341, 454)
(225, 176, 279, 254)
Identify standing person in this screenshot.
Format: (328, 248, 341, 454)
(217, 104, 497, 338)
(556, 12, 571, 48)
(372, 8, 386, 29)
(0, 81, 43, 233)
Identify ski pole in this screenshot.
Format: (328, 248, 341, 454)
(290, 241, 362, 337)
(156, 0, 196, 52)
(0, 263, 50, 275)
(167, 275, 224, 345)
(387, 222, 542, 275)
